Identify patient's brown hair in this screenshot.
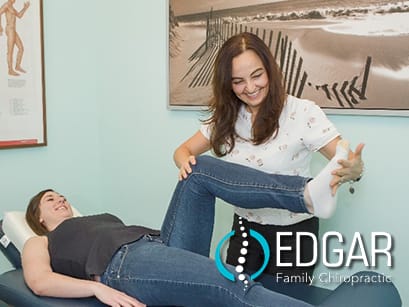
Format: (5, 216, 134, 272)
(26, 189, 54, 235)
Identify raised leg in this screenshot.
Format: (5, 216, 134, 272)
(161, 155, 309, 256)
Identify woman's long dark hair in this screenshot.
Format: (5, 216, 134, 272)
(206, 32, 286, 157)
(26, 189, 54, 235)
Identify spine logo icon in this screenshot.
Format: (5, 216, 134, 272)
(215, 217, 270, 283)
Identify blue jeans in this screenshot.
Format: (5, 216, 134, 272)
(102, 156, 312, 306)
(161, 155, 310, 257)
(101, 238, 401, 307)
(101, 236, 312, 307)
(101, 157, 401, 306)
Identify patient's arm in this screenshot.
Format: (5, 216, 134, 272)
(22, 236, 145, 306)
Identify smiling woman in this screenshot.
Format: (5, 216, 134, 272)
(19, 155, 373, 306)
(231, 50, 270, 113)
(173, 32, 365, 283)
(26, 190, 74, 236)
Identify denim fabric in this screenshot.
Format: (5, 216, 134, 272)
(161, 155, 310, 256)
(101, 236, 312, 307)
(102, 156, 312, 306)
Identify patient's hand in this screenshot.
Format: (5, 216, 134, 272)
(93, 283, 146, 307)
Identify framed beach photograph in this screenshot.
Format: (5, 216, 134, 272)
(168, 0, 409, 116)
(0, 0, 46, 149)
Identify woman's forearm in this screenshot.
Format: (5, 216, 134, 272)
(27, 272, 145, 306)
(173, 145, 192, 168)
(173, 131, 211, 168)
(27, 271, 99, 298)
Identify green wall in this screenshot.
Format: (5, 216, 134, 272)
(0, 0, 407, 305)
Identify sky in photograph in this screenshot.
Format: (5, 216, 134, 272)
(171, 0, 286, 16)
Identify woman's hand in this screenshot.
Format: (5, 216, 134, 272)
(174, 130, 211, 180)
(93, 282, 146, 307)
(178, 155, 197, 180)
(331, 143, 365, 187)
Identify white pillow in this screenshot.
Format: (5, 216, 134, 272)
(2, 208, 82, 252)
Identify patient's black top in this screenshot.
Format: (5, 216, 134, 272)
(46, 214, 160, 279)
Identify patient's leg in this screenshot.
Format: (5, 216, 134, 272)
(161, 156, 302, 255)
(108, 239, 311, 307)
(161, 147, 348, 255)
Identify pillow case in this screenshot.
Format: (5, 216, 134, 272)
(3, 211, 37, 253)
(1, 207, 82, 253)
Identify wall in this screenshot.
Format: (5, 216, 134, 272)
(0, 0, 103, 270)
(0, 0, 407, 305)
(312, 115, 408, 299)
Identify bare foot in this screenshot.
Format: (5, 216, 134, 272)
(8, 70, 19, 76)
(15, 66, 26, 73)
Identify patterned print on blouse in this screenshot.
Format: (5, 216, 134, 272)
(201, 96, 340, 226)
(307, 116, 317, 128)
(322, 127, 331, 134)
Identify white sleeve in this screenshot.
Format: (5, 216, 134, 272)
(301, 101, 340, 151)
(200, 123, 211, 140)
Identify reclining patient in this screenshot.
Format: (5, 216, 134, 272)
(23, 143, 351, 307)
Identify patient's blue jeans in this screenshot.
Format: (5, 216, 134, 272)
(161, 155, 310, 257)
(101, 235, 312, 307)
(101, 155, 312, 306)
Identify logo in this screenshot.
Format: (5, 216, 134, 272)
(216, 227, 393, 280)
(215, 226, 270, 283)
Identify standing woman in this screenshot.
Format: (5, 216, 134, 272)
(174, 32, 364, 280)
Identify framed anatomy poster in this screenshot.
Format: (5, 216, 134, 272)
(0, 0, 46, 149)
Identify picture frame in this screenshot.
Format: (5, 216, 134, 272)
(168, 0, 409, 116)
(0, 0, 46, 149)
